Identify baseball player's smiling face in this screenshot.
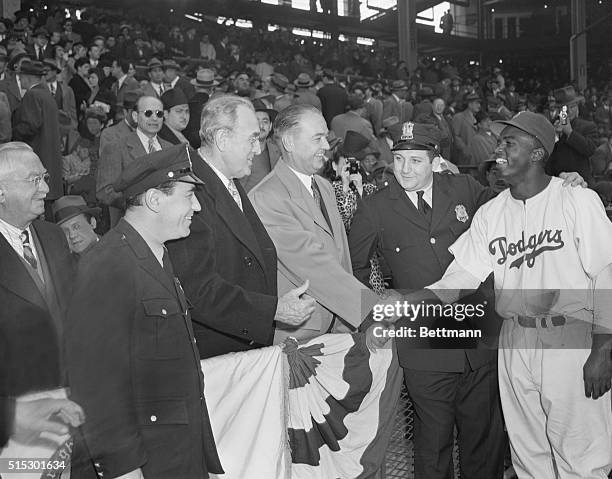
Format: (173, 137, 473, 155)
(393, 149, 437, 191)
(495, 126, 541, 182)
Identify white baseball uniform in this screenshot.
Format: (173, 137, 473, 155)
(429, 176, 612, 478)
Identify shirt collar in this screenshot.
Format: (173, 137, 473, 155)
(198, 149, 233, 188)
(135, 128, 158, 150)
(286, 164, 314, 196)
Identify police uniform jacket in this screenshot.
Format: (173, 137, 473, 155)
(348, 172, 498, 372)
(66, 219, 223, 479)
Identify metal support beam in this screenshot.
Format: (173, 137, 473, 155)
(570, 0, 587, 90)
(397, 0, 417, 74)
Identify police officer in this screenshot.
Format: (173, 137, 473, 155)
(66, 144, 223, 479)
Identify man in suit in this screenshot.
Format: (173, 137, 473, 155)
(348, 123, 505, 479)
(0, 142, 83, 452)
(111, 58, 139, 110)
(141, 58, 166, 99)
(546, 85, 598, 185)
(240, 98, 282, 193)
(66, 145, 223, 479)
(382, 80, 413, 124)
(317, 70, 348, 127)
(330, 93, 376, 145)
(167, 95, 316, 359)
(162, 59, 195, 100)
(451, 92, 481, 165)
(96, 95, 172, 207)
(27, 27, 54, 61)
(158, 88, 190, 145)
(43, 59, 77, 129)
(13, 60, 63, 201)
(68, 58, 91, 121)
(249, 104, 382, 343)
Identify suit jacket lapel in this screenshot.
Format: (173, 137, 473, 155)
(115, 220, 176, 296)
(0, 232, 47, 311)
(274, 161, 333, 238)
(195, 156, 266, 269)
(125, 133, 146, 159)
(388, 177, 430, 230)
(431, 174, 454, 231)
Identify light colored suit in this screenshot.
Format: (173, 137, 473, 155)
(249, 160, 378, 343)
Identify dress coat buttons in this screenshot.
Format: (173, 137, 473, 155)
(161, 308, 167, 315)
(395, 247, 400, 252)
(150, 415, 157, 422)
(430, 237, 436, 244)
(244, 256, 253, 266)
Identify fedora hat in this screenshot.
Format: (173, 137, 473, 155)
(390, 79, 408, 91)
(42, 59, 61, 73)
(190, 68, 219, 87)
(251, 98, 277, 122)
(339, 130, 370, 157)
(147, 58, 163, 70)
(162, 59, 181, 71)
(52, 195, 101, 225)
(554, 85, 584, 107)
(294, 72, 314, 88)
(464, 92, 481, 103)
(19, 59, 46, 77)
(269, 73, 289, 91)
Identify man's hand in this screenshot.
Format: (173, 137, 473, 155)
(583, 335, 612, 399)
(554, 119, 573, 137)
(13, 397, 85, 444)
(275, 280, 316, 326)
(365, 322, 393, 352)
(559, 171, 587, 188)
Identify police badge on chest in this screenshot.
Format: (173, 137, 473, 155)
(455, 204, 469, 223)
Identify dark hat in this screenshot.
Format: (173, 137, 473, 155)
(84, 106, 107, 122)
(42, 59, 61, 73)
(390, 79, 408, 91)
(161, 88, 189, 110)
(162, 59, 180, 71)
(190, 68, 219, 87)
(34, 27, 49, 38)
(326, 131, 342, 151)
(123, 89, 144, 110)
(52, 195, 101, 225)
(418, 86, 434, 97)
(114, 144, 204, 198)
(381, 115, 403, 143)
(490, 111, 555, 155)
(294, 72, 314, 88)
(356, 145, 381, 161)
(147, 58, 163, 70)
(392, 122, 441, 152)
(19, 59, 46, 77)
(7, 49, 30, 70)
(269, 73, 289, 91)
(464, 92, 481, 103)
(475, 110, 490, 123)
(251, 97, 277, 122)
(339, 130, 370, 157)
(347, 93, 365, 110)
(553, 85, 584, 107)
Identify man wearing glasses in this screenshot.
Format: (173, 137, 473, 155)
(97, 95, 172, 207)
(0, 142, 84, 456)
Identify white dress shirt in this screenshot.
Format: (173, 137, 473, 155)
(404, 178, 433, 209)
(136, 128, 161, 153)
(0, 218, 40, 265)
(286, 165, 315, 197)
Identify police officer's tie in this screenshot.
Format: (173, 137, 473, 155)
(311, 176, 333, 233)
(417, 190, 432, 222)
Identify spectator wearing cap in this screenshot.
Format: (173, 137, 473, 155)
(412, 86, 435, 119)
(348, 121, 504, 479)
(452, 92, 481, 164)
(240, 98, 281, 193)
(111, 58, 139, 110)
(546, 85, 598, 185)
(52, 195, 100, 257)
(330, 93, 375, 146)
(293, 73, 321, 110)
(68, 57, 91, 122)
(13, 60, 64, 201)
(162, 59, 195, 100)
(382, 79, 413, 124)
(469, 110, 498, 166)
(159, 88, 190, 145)
(66, 144, 224, 479)
(265, 73, 294, 112)
(142, 58, 166, 98)
(43, 58, 77, 130)
(316, 69, 348, 127)
(96, 89, 142, 216)
(27, 27, 52, 61)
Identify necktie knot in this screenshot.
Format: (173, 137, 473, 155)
(20, 230, 38, 270)
(416, 190, 431, 217)
(148, 138, 156, 154)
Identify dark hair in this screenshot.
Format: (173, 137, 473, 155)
(125, 180, 177, 208)
(114, 58, 130, 75)
(74, 58, 89, 70)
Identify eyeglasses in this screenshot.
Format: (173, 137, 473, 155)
(139, 110, 164, 118)
(15, 172, 50, 188)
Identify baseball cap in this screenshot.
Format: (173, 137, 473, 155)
(114, 144, 203, 198)
(491, 111, 556, 155)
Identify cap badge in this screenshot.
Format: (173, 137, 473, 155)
(167, 171, 175, 178)
(455, 204, 469, 223)
(401, 122, 414, 141)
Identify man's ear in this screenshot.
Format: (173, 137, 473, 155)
(143, 189, 162, 213)
(214, 128, 230, 152)
(131, 110, 138, 125)
(531, 148, 545, 162)
(281, 132, 294, 153)
(432, 154, 441, 171)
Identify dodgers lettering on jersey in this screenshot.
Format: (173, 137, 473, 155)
(449, 176, 612, 323)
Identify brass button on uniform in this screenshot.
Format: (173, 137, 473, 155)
(161, 308, 167, 315)
(430, 237, 436, 244)
(395, 247, 400, 252)
(150, 415, 157, 422)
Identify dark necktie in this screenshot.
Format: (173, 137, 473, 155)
(20, 230, 38, 270)
(417, 190, 432, 220)
(311, 177, 333, 234)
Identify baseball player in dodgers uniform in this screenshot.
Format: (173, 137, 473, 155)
(399, 112, 612, 478)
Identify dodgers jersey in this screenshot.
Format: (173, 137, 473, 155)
(449, 177, 612, 328)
